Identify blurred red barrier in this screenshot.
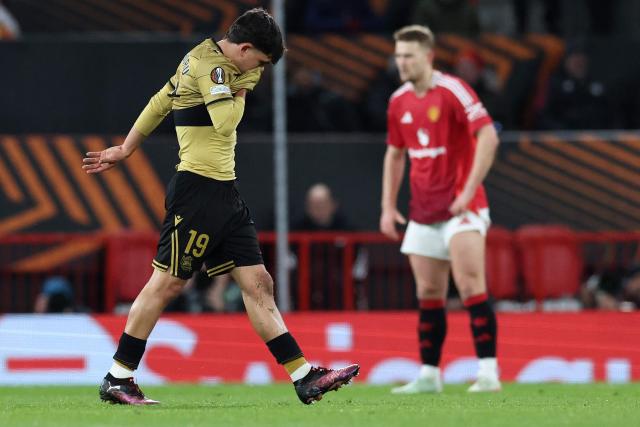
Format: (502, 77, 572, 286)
(0, 233, 104, 312)
(1, 229, 639, 312)
(486, 226, 519, 299)
(516, 225, 583, 301)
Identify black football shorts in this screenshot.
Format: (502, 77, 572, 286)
(152, 171, 263, 280)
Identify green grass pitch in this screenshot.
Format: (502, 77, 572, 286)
(1, 383, 639, 427)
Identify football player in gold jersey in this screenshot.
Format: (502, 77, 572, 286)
(83, 8, 359, 405)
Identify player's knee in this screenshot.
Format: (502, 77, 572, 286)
(455, 273, 484, 300)
(256, 270, 274, 297)
(416, 284, 445, 300)
(243, 268, 274, 299)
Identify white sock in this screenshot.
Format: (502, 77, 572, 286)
(109, 361, 134, 379)
(478, 357, 498, 377)
(290, 363, 312, 382)
(419, 364, 440, 378)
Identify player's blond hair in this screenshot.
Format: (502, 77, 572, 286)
(393, 25, 435, 50)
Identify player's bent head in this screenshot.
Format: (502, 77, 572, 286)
(226, 7, 285, 65)
(393, 25, 436, 52)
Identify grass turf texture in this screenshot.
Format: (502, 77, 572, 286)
(1, 384, 639, 427)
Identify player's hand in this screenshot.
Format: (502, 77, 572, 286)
(82, 145, 128, 174)
(234, 89, 247, 99)
(449, 189, 474, 216)
(231, 66, 263, 93)
(380, 208, 406, 241)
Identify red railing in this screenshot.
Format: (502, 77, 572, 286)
(259, 232, 394, 311)
(0, 232, 106, 312)
(0, 229, 638, 313)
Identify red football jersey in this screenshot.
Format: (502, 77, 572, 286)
(386, 70, 494, 224)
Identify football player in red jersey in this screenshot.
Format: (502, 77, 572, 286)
(380, 25, 501, 393)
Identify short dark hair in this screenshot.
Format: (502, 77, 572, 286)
(393, 25, 436, 50)
(226, 8, 285, 64)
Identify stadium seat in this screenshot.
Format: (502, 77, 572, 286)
(485, 226, 519, 300)
(515, 225, 583, 301)
(104, 232, 158, 312)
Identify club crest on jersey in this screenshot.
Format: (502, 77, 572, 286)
(428, 106, 440, 122)
(180, 255, 193, 273)
(211, 67, 225, 84)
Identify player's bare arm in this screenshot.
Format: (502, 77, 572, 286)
(449, 124, 499, 216)
(83, 75, 173, 174)
(82, 127, 146, 174)
(380, 144, 407, 240)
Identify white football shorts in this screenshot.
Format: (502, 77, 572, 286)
(400, 208, 491, 260)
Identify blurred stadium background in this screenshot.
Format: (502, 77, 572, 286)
(0, 0, 639, 388)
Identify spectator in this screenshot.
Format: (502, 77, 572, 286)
(513, 0, 561, 35)
(412, 0, 480, 37)
(292, 183, 367, 309)
(536, 44, 612, 130)
(34, 276, 74, 313)
(476, 0, 517, 35)
(293, 183, 352, 231)
(384, 0, 416, 32)
(288, 67, 327, 132)
(363, 56, 400, 132)
(286, 0, 309, 33)
(581, 265, 640, 311)
(453, 49, 504, 127)
(287, 67, 362, 132)
(0, 1, 20, 40)
(621, 266, 640, 310)
(303, 0, 384, 32)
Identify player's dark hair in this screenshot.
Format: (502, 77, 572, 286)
(226, 8, 285, 64)
(393, 25, 436, 50)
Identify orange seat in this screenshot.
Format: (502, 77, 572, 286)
(104, 232, 158, 311)
(485, 226, 519, 300)
(515, 225, 583, 301)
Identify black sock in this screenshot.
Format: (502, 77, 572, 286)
(113, 332, 147, 370)
(418, 299, 447, 366)
(266, 332, 303, 364)
(464, 293, 497, 358)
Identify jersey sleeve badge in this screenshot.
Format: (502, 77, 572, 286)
(211, 67, 226, 84)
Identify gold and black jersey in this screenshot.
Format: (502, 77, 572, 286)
(133, 39, 247, 181)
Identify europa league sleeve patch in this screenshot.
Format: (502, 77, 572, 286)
(210, 67, 225, 84)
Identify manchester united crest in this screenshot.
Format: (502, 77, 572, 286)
(427, 106, 440, 122)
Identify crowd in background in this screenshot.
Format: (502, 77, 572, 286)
(2, 1, 639, 313)
(3, 1, 640, 132)
(253, 0, 638, 132)
(284, 0, 624, 37)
